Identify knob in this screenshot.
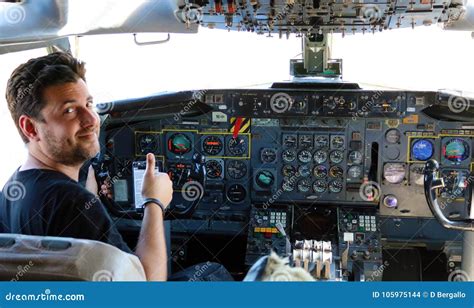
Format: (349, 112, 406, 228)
(363, 251, 371, 260)
(383, 195, 398, 208)
(351, 251, 358, 260)
(425, 159, 439, 172)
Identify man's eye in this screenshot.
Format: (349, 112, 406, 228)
(87, 101, 94, 108)
(64, 107, 75, 114)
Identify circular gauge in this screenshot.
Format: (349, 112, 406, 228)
(409, 164, 424, 186)
(298, 150, 312, 163)
(348, 151, 363, 164)
(298, 165, 311, 178)
(331, 136, 345, 149)
(167, 163, 191, 187)
(202, 136, 223, 155)
(205, 160, 223, 179)
(443, 138, 470, 163)
(348, 165, 362, 178)
(168, 133, 192, 154)
(227, 136, 247, 156)
(226, 184, 246, 203)
(315, 136, 329, 148)
(282, 165, 297, 178)
(313, 165, 327, 178)
(383, 163, 406, 184)
(313, 180, 327, 193)
(283, 135, 297, 148)
(299, 135, 313, 149)
(385, 129, 401, 144)
(297, 179, 311, 193)
(227, 160, 247, 179)
(261, 148, 277, 163)
(282, 180, 295, 192)
(313, 150, 328, 164)
(411, 139, 434, 161)
(328, 180, 343, 193)
(282, 149, 297, 163)
(138, 134, 158, 154)
(256, 170, 275, 189)
(329, 166, 344, 178)
(329, 150, 344, 164)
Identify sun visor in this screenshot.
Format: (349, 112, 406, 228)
(0, 0, 197, 46)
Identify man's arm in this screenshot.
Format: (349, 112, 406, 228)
(135, 153, 173, 281)
(135, 202, 168, 281)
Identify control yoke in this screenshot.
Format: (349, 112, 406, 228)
(423, 159, 474, 231)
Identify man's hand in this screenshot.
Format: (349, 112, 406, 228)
(141, 153, 173, 208)
(100, 178, 113, 199)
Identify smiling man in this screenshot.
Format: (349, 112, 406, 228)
(0, 52, 173, 281)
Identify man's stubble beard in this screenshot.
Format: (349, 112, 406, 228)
(43, 130, 99, 166)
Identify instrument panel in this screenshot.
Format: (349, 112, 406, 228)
(97, 87, 471, 279)
(100, 88, 473, 220)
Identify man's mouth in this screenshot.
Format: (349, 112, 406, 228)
(77, 131, 97, 139)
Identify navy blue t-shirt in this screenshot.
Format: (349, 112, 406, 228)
(0, 168, 131, 253)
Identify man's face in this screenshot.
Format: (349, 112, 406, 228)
(35, 79, 100, 166)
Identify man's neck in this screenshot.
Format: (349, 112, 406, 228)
(20, 152, 81, 181)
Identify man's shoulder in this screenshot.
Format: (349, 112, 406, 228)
(7, 168, 97, 207)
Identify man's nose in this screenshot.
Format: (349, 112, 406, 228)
(80, 106, 99, 128)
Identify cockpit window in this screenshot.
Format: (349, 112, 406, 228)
(76, 30, 301, 102)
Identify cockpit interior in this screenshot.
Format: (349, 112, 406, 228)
(0, 0, 473, 282)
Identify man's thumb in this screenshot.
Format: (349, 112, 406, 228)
(145, 153, 155, 175)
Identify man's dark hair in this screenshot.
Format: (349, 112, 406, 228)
(6, 52, 86, 143)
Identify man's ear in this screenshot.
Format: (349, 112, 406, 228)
(19, 115, 40, 142)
